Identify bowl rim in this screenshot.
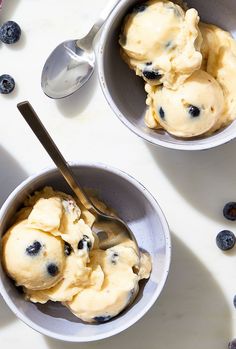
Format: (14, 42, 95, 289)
(0, 162, 171, 342)
(97, 0, 236, 151)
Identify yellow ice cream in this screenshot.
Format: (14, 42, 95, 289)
(2, 220, 65, 290)
(120, 0, 202, 89)
(1, 187, 151, 323)
(119, 0, 236, 138)
(145, 70, 225, 137)
(200, 23, 236, 131)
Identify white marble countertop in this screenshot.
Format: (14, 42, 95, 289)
(0, 0, 235, 348)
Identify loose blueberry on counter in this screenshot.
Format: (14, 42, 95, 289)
(143, 69, 162, 80)
(233, 295, 236, 309)
(77, 235, 92, 250)
(223, 202, 236, 221)
(188, 105, 201, 117)
(94, 315, 111, 323)
(229, 339, 236, 349)
(0, 74, 15, 94)
(0, 21, 21, 44)
(216, 230, 236, 251)
(47, 263, 59, 277)
(133, 3, 147, 13)
(159, 107, 165, 119)
(26, 241, 42, 256)
(64, 242, 72, 256)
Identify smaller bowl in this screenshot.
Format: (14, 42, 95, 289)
(0, 163, 171, 342)
(98, 0, 236, 151)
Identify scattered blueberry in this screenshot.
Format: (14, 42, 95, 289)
(133, 3, 147, 13)
(229, 339, 236, 349)
(188, 105, 201, 117)
(146, 62, 152, 66)
(223, 202, 236, 221)
(0, 74, 15, 94)
(233, 295, 236, 309)
(16, 286, 24, 294)
(94, 315, 111, 323)
(77, 235, 92, 250)
(47, 263, 59, 277)
(26, 241, 42, 256)
(165, 41, 172, 48)
(159, 107, 165, 119)
(143, 69, 162, 80)
(216, 230, 236, 251)
(0, 21, 21, 44)
(64, 242, 72, 256)
(110, 251, 119, 265)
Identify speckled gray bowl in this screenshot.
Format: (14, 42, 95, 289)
(98, 0, 236, 150)
(0, 163, 170, 342)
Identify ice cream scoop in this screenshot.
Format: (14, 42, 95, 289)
(146, 70, 225, 137)
(41, 0, 121, 99)
(2, 220, 65, 290)
(120, 0, 202, 89)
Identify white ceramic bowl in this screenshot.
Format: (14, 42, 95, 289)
(0, 163, 171, 342)
(98, 0, 236, 151)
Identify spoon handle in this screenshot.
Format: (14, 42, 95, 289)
(79, 0, 121, 48)
(17, 101, 94, 211)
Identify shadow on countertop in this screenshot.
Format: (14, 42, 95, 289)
(146, 140, 236, 224)
(0, 0, 20, 21)
(44, 234, 231, 349)
(0, 146, 27, 208)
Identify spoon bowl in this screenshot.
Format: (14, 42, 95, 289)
(41, 40, 95, 99)
(41, 0, 121, 99)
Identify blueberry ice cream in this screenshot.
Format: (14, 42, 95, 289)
(1, 187, 151, 323)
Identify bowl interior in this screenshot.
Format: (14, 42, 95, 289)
(0, 165, 170, 341)
(99, 0, 236, 150)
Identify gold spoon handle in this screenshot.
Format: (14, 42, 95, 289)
(17, 101, 94, 211)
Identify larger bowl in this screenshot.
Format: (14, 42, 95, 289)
(98, 0, 236, 151)
(0, 163, 171, 342)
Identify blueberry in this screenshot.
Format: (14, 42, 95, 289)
(216, 230, 236, 251)
(0, 74, 15, 94)
(188, 105, 201, 117)
(146, 62, 152, 66)
(16, 286, 24, 294)
(229, 339, 236, 349)
(0, 21, 21, 44)
(233, 295, 236, 309)
(223, 202, 236, 221)
(64, 242, 72, 256)
(26, 241, 42, 256)
(133, 3, 147, 13)
(159, 107, 165, 119)
(47, 263, 59, 277)
(94, 315, 111, 323)
(110, 252, 119, 265)
(77, 235, 92, 250)
(143, 69, 162, 80)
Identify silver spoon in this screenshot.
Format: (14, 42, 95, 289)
(41, 0, 121, 99)
(17, 101, 139, 253)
